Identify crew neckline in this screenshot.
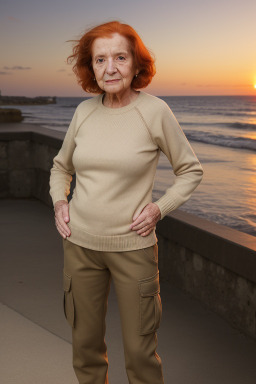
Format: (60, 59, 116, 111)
(98, 91, 143, 114)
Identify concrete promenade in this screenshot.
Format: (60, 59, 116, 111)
(1, 199, 256, 384)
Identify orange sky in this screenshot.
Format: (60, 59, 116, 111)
(0, 0, 256, 96)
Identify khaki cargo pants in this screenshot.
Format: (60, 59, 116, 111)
(63, 239, 164, 384)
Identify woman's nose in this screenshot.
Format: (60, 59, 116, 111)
(106, 59, 116, 74)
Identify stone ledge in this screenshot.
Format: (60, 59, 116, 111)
(157, 210, 256, 284)
(0, 123, 64, 149)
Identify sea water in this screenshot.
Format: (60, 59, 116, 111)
(9, 95, 256, 236)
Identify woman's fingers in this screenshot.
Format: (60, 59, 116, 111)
(55, 215, 71, 238)
(54, 201, 71, 238)
(62, 203, 70, 223)
(130, 203, 161, 236)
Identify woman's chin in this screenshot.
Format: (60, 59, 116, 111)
(104, 84, 123, 93)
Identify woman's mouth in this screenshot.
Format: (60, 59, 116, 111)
(105, 79, 120, 83)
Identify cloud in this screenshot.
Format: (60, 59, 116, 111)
(57, 69, 66, 72)
(231, 84, 252, 88)
(3, 66, 31, 70)
(7, 16, 21, 23)
(196, 83, 251, 88)
(0, 71, 12, 75)
(196, 84, 218, 87)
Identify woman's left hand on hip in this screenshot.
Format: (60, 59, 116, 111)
(130, 203, 161, 236)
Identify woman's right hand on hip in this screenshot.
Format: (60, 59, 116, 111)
(54, 200, 71, 239)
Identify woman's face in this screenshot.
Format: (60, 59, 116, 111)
(91, 33, 138, 97)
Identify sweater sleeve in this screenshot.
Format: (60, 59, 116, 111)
(152, 103, 203, 220)
(49, 108, 78, 206)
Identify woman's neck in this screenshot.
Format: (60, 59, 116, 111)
(103, 89, 139, 108)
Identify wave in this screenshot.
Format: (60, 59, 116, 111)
(180, 121, 256, 130)
(175, 109, 256, 119)
(228, 122, 256, 130)
(58, 104, 79, 108)
(57, 98, 91, 109)
(185, 131, 256, 152)
(212, 111, 256, 118)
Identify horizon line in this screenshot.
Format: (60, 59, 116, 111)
(1, 93, 256, 98)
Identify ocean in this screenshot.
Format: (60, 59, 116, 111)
(11, 95, 256, 237)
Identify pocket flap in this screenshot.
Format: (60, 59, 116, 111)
(63, 272, 72, 292)
(138, 272, 160, 297)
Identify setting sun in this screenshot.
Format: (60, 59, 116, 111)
(254, 84, 256, 89)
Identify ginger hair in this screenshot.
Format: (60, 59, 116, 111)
(67, 21, 156, 93)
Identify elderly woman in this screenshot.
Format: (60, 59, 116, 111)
(49, 21, 203, 384)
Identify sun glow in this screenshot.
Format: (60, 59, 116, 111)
(254, 84, 256, 89)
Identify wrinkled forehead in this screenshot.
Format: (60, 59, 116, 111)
(91, 33, 132, 57)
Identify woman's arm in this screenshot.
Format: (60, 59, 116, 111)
(153, 102, 203, 220)
(49, 109, 79, 238)
(49, 109, 78, 206)
(131, 99, 203, 237)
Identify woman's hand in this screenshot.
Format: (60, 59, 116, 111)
(54, 200, 71, 239)
(130, 203, 161, 237)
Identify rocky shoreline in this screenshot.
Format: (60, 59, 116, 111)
(0, 95, 56, 105)
(0, 108, 23, 123)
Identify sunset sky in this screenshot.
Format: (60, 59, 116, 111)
(1, 0, 256, 97)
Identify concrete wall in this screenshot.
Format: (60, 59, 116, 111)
(0, 126, 61, 204)
(157, 211, 256, 340)
(1, 124, 256, 339)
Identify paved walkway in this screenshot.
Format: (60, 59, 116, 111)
(1, 199, 256, 384)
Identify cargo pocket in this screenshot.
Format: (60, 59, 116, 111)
(63, 271, 75, 328)
(138, 271, 162, 335)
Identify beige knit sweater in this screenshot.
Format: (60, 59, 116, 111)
(49, 91, 203, 251)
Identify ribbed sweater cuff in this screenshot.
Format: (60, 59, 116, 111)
(50, 192, 68, 207)
(154, 193, 178, 220)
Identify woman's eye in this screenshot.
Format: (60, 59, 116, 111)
(96, 58, 104, 64)
(117, 56, 125, 61)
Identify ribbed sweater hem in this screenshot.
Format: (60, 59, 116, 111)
(66, 223, 158, 251)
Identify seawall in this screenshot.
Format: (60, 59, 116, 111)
(0, 123, 255, 339)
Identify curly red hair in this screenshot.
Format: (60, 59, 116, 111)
(67, 21, 156, 94)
